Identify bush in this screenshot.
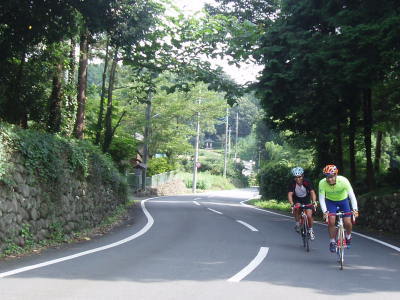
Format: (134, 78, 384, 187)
(258, 161, 292, 201)
(147, 157, 174, 176)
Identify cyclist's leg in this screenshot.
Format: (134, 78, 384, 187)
(293, 197, 301, 232)
(338, 198, 353, 235)
(326, 200, 338, 252)
(325, 200, 338, 239)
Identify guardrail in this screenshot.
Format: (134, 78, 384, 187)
(127, 171, 177, 191)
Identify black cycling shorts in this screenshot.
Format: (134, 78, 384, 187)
(294, 196, 312, 206)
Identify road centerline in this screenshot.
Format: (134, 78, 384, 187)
(207, 208, 223, 215)
(236, 220, 258, 232)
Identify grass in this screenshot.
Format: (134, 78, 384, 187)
(248, 198, 291, 212)
(177, 171, 235, 191)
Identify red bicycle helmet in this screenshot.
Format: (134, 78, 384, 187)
(323, 164, 338, 176)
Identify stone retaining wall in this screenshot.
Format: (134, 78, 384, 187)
(0, 152, 126, 251)
(357, 192, 400, 233)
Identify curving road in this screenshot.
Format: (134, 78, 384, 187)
(0, 188, 399, 299)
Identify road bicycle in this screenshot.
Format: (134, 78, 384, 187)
(295, 203, 315, 252)
(328, 211, 354, 270)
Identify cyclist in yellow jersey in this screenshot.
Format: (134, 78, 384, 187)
(318, 165, 359, 253)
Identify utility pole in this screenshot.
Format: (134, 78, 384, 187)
(141, 93, 152, 191)
(234, 111, 239, 160)
(223, 107, 229, 178)
(228, 125, 232, 157)
(192, 98, 201, 193)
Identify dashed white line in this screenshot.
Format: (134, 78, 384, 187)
(228, 247, 269, 282)
(241, 198, 400, 253)
(207, 208, 223, 215)
(193, 201, 200, 206)
(236, 220, 258, 232)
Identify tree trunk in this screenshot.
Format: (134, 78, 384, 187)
(363, 88, 375, 189)
(47, 63, 63, 133)
(102, 48, 118, 153)
(95, 37, 110, 145)
(66, 37, 77, 132)
(374, 130, 383, 174)
(348, 99, 357, 182)
(73, 28, 89, 139)
(335, 119, 344, 173)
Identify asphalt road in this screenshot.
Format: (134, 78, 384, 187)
(0, 188, 399, 300)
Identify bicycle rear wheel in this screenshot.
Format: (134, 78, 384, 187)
(302, 214, 309, 252)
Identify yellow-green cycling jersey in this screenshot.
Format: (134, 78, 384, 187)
(318, 175, 352, 201)
(318, 175, 358, 212)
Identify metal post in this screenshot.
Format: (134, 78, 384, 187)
(141, 93, 152, 191)
(223, 107, 229, 178)
(234, 111, 239, 160)
(192, 98, 201, 193)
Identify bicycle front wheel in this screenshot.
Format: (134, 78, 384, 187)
(337, 227, 345, 270)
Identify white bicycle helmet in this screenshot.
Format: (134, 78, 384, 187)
(291, 167, 304, 177)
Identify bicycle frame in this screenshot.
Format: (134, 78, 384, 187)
(328, 211, 353, 270)
(296, 204, 314, 252)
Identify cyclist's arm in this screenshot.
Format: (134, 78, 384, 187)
(319, 192, 327, 213)
(343, 177, 358, 210)
(310, 189, 317, 203)
(288, 191, 294, 206)
(348, 186, 358, 210)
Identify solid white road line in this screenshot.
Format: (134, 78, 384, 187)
(351, 231, 400, 252)
(236, 220, 258, 232)
(0, 199, 155, 278)
(241, 198, 400, 253)
(228, 247, 269, 282)
(207, 208, 223, 215)
(193, 201, 200, 206)
(147, 200, 193, 204)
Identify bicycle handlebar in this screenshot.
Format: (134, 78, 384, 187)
(327, 212, 353, 217)
(293, 203, 315, 208)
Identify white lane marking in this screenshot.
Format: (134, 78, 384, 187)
(236, 220, 258, 232)
(228, 247, 269, 282)
(207, 208, 223, 215)
(240, 201, 292, 219)
(202, 201, 243, 207)
(351, 231, 400, 252)
(194, 197, 202, 200)
(0, 199, 156, 278)
(193, 201, 200, 206)
(147, 200, 193, 204)
(241, 198, 400, 253)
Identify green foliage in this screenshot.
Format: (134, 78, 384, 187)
(236, 133, 257, 161)
(20, 224, 35, 248)
(249, 199, 291, 212)
(108, 134, 138, 173)
(0, 122, 126, 199)
(49, 222, 66, 243)
(147, 157, 174, 176)
(178, 172, 235, 190)
(258, 161, 292, 201)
